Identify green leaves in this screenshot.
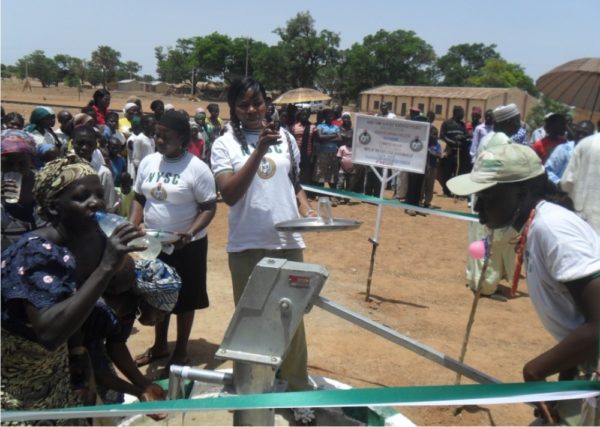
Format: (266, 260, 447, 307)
(91, 46, 122, 88)
(15, 50, 60, 87)
(436, 43, 501, 86)
(525, 96, 572, 130)
(338, 29, 436, 103)
(468, 58, 538, 96)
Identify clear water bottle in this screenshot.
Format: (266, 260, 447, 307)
(95, 212, 162, 260)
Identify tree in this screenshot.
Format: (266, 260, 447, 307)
(193, 33, 232, 81)
(91, 45, 121, 88)
(252, 44, 290, 91)
(119, 60, 142, 79)
(15, 50, 60, 87)
(338, 29, 436, 102)
(155, 40, 195, 84)
(225, 37, 269, 83)
(53, 54, 85, 87)
(525, 96, 572, 130)
(141, 74, 154, 82)
(436, 43, 501, 86)
(86, 63, 104, 87)
(468, 58, 539, 96)
(273, 11, 341, 89)
(1, 63, 17, 78)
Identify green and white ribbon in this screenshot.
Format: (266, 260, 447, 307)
(2, 380, 598, 422)
(303, 185, 478, 222)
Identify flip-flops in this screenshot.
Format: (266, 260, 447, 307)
(135, 348, 170, 367)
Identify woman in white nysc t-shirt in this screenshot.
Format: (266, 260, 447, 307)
(130, 110, 217, 369)
(211, 78, 315, 392)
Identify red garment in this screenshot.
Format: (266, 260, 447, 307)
(332, 119, 343, 127)
(187, 138, 205, 159)
(92, 104, 107, 126)
(291, 123, 315, 158)
(532, 136, 566, 163)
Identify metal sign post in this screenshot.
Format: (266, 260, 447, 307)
(365, 167, 399, 301)
(352, 114, 430, 300)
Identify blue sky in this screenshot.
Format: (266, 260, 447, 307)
(1, 0, 598, 81)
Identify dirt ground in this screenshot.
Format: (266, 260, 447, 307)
(1, 80, 557, 426)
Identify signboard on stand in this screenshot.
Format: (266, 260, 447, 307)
(352, 114, 430, 174)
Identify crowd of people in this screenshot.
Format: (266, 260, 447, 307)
(1, 81, 599, 425)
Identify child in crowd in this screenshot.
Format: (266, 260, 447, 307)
(336, 113, 364, 194)
(35, 143, 60, 168)
(72, 125, 118, 211)
(82, 257, 180, 414)
(188, 123, 205, 160)
(116, 172, 135, 218)
(103, 112, 126, 147)
(129, 116, 156, 178)
(422, 127, 442, 208)
(108, 137, 127, 187)
(4, 112, 25, 130)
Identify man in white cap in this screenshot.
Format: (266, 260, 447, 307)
(475, 103, 522, 157)
(448, 137, 599, 425)
(464, 105, 523, 299)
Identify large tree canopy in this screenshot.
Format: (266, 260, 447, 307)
(91, 45, 121, 88)
(436, 43, 501, 86)
(15, 50, 60, 87)
(468, 58, 539, 96)
(273, 11, 340, 89)
(6, 12, 539, 103)
(339, 29, 436, 102)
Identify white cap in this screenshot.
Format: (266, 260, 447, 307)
(492, 103, 520, 123)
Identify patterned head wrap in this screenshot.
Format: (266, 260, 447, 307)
(33, 154, 97, 220)
(1, 129, 36, 157)
(133, 259, 182, 312)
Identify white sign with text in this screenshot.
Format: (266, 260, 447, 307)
(352, 114, 430, 173)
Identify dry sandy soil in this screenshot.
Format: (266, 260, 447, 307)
(1, 80, 557, 426)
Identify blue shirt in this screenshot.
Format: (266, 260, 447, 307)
(317, 123, 340, 153)
(545, 140, 575, 184)
(427, 141, 442, 168)
(110, 157, 127, 186)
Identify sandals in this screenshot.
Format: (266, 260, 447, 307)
(135, 348, 170, 367)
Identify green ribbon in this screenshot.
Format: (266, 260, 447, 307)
(2, 380, 598, 422)
(302, 185, 478, 222)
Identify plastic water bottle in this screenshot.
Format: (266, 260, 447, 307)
(95, 212, 162, 260)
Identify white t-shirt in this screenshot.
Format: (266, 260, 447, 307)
(28, 129, 55, 147)
(135, 152, 216, 239)
(132, 133, 155, 169)
(94, 163, 118, 210)
(476, 131, 496, 158)
(211, 128, 305, 252)
(525, 201, 600, 341)
(54, 128, 70, 147)
(560, 133, 600, 235)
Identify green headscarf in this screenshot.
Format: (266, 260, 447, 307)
(26, 106, 55, 132)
